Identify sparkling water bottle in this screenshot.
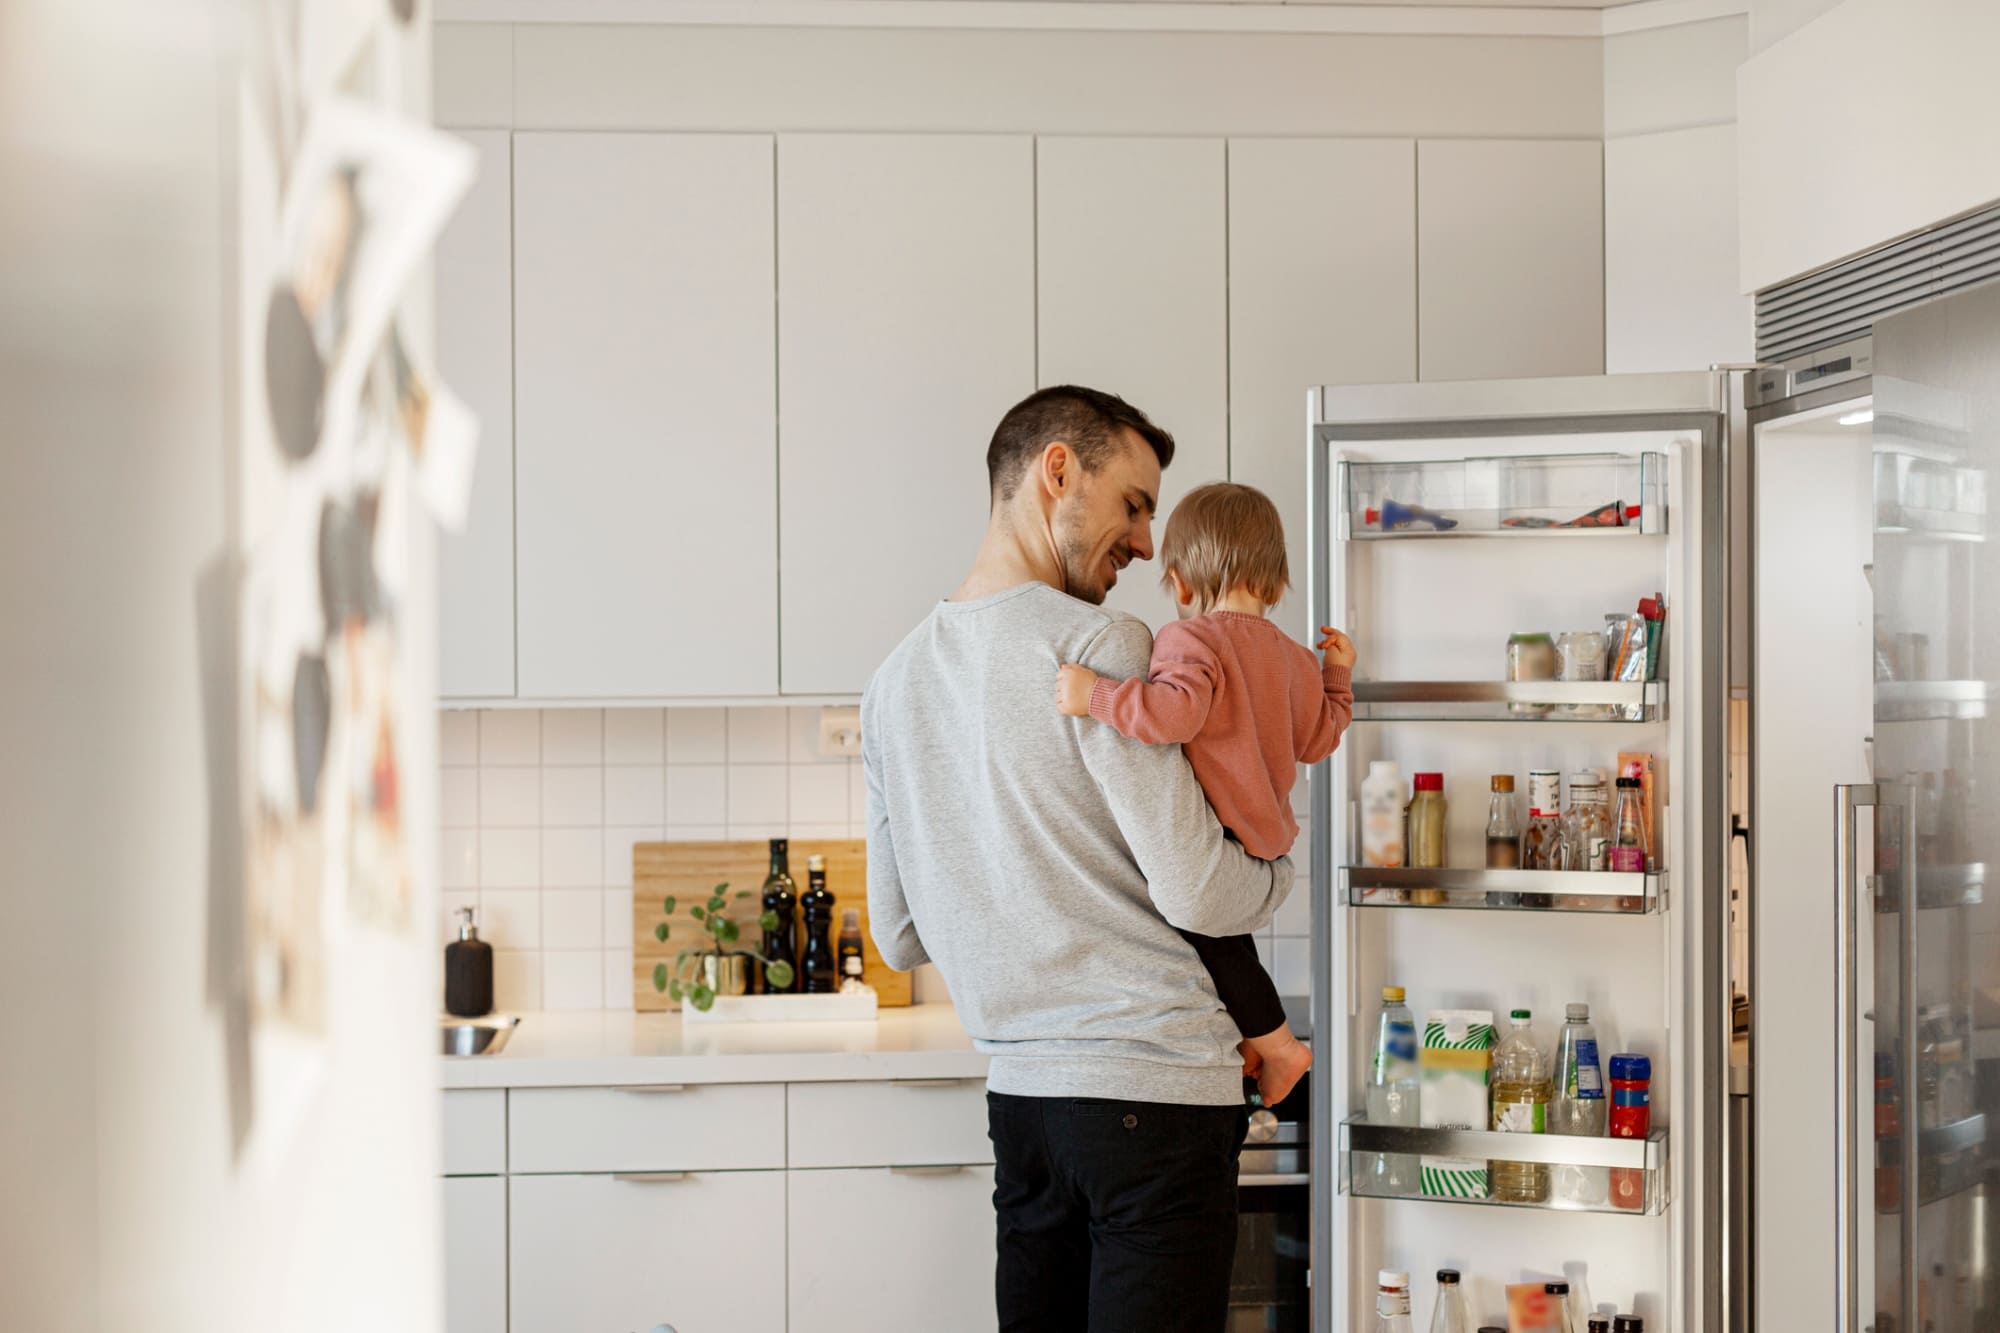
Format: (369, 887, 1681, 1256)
(1367, 985, 1421, 1194)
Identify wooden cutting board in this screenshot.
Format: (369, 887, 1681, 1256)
(631, 839, 911, 1011)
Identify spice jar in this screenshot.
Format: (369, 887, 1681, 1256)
(1609, 1053, 1651, 1211)
(1556, 628, 1609, 718)
(1506, 632, 1556, 716)
(1408, 773, 1447, 875)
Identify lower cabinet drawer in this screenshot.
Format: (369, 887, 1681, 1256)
(787, 1078, 992, 1168)
(443, 1176, 506, 1333)
(509, 1171, 786, 1333)
(508, 1083, 784, 1174)
(787, 1165, 997, 1333)
(443, 1089, 506, 1176)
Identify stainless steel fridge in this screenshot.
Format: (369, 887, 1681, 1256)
(1749, 285, 2000, 1333)
(1306, 373, 1735, 1331)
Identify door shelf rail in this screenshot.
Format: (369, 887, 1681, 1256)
(1875, 1113, 1987, 1213)
(1343, 866, 1663, 914)
(1339, 451, 1668, 540)
(1352, 680, 1665, 723)
(1870, 863, 1986, 912)
(1339, 1119, 1670, 1217)
(1874, 680, 1991, 723)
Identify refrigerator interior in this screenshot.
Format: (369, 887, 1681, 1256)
(1312, 410, 1722, 1332)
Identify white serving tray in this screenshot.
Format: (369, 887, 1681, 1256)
(682, 990, 880, 1024)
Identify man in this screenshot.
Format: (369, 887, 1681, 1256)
(862, 385, 1295, 1333)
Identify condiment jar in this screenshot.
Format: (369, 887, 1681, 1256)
(1506, 631, 1556, 716)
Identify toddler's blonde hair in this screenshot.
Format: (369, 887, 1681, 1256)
(1159, 482, 1290, 611)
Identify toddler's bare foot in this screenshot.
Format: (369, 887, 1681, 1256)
(1247, 1027, 1312, 1107)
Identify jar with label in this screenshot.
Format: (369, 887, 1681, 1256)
(1556, 629, 1609, 718)
(1506, 632, 1557, 716)
(1563, 771, 1613, 889)
(1520, 769, 1564, 907)
(1407, 774, 1447, 902)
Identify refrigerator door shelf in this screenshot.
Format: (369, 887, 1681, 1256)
(1871, 679, 1991, 722)
(1351, 679, 1665, 723)
(1871, 1112, 1988, 1214)
(1339, 1119, 1671, 1216)
(1341, 450, 1670, 540)
(1342, 866, 1662, 914)
(1867, 863, 1985, 913)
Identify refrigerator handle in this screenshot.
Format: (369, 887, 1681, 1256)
(1833, 782, 1876, 1333)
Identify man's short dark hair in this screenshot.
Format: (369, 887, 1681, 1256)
(985, 385, 1176, 502)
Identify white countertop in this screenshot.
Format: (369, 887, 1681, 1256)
(441, 1003, 989, 1089)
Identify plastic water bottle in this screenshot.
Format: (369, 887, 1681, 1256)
(1428, 1268, 1473, 1333)
(1550, 1002, 1608, 1205)
(1372, 1269, 1415, 1333)
(1367, 985, 1421, 1194)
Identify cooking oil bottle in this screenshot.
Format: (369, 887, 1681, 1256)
(1489, 1008, 1551, 1203)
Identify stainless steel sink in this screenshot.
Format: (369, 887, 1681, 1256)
(441, 1015, 519, 1057)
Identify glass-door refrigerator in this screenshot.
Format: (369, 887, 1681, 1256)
(1306, 374, 1733, 1332)
(1751, 284, 1999, 1333)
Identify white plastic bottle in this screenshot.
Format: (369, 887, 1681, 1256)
(1371, 1269, 1415, 1333)
(1366, 985, 1421, 1195)
(1362, 761, 1406, 869)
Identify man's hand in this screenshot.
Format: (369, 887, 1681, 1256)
(1317, 625, 1357, 670)
(1055, 664, 1098, 717)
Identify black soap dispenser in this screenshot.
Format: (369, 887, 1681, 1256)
(445, 906, 494, 1017)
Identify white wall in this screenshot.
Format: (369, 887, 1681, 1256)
(1, 4, 443, 1330)
(1603, 14, 1754, 372)
(1739, 0, 2000, 292)
(1746, 0, 1844, 52)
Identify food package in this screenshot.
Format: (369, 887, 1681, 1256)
(1420, 1008, 1495, 1199)
(1506, 1283, 1568, 1333)
(1606, 612, 1648, 720)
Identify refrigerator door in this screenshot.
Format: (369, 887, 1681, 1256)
(1307, 373, 1729, 1333)
(1869, 285, 2000, 1333)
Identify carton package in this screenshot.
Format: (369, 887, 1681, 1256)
(1420, 1008, 1496, 1199)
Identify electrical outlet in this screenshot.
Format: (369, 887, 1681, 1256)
(816, 705, 861, 758)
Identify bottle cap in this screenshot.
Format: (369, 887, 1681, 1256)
(1567, 1002, 1590, 1021)
(1589, 1320, 1612, 1333)
(807, 853, 826, 871)
(1413, 772, 1444, 792)
(1382, 986, 1406, 1002)
(1482, 1328, 1509, 1333)
(1609, 1053, 1651, 1081)
(1364, 506, 1382, 526)
(1491, 774, 1515, 792)
(1545, 1281, 1570, 1295)
(1614, 1318, 1644, 1333)
(841, 908, 860, 928)
(1511, 1008, 1532, 1021)
(1617, 776, 1640, 789)
(1436, 1269, 1460, 1284)
(771, 837, 789, 853)
(1377, 1269, 1410, 1289)
(1369, 760, 1401, 780)
(1639, 596, 1664, 620)
(1570, 769, 1604, 787)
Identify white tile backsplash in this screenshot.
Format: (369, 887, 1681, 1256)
(605, 765, 666, 826)
(541, 708, 603, 764)
(479, 710, 540, 765)
(479, 767, 540, 828)
(604, 708, 664, 764)
(442, 708, 887, 1010)
(726, 707, 789, 763)
(666, 708, 726, 765)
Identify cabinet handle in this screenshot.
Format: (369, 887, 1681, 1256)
(890, 1078, 969, 1089)
(611, 1172, 691, 1184)
(617, 1085, 690, 1094)
(889, 1164, 967, 1177)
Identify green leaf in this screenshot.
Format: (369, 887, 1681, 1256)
(690, 905, 706, 921)
(691, 984, 715, 1011)
(707, 915, 725, 936)
(651, 962, 669, 992)
(707, 896, 727, 914)
(735, 890, 751, 900)
(719, 919, 740, 942)
(662, 896, 676, 914)
(765, 960, 795, 990)
(654, 922, 669, 943)
(667, 980, 683, 1001)
(757, 910, 779, 932)
(713, 883, 729, 896)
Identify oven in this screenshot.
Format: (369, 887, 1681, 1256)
(1229, 1068, 1311, 1332)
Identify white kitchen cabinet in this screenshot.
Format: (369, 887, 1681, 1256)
(1225, 138, 1416, 643)
(786, 1078, 993, 1169)
(512, 132, 778, 699)
(776, 134, 1035, 696)
(442, 1089, 507, 1176)
(508, 1083, 786, 1175)
(787, 1165, 997, 1333)
(510, 1170, 786, 1333)
(1416, 139, 1605, 381)
(443, 1176, 507, 1333)
(1037, 137, 1228, 633)
(435, 129, 516, 699)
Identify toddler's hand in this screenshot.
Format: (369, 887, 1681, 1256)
(1055, 664, 1097, 717)
(1318, 626, 1358, 669)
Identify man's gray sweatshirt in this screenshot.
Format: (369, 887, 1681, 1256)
(861, 581, 1296, 1106)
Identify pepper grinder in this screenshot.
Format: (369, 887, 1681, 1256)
(445, 906, 494, 1017)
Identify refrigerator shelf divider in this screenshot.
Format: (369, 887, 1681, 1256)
(1342, 866, 1663, 914)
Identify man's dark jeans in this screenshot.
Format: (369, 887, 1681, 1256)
(988, 1090, 1248, 1333)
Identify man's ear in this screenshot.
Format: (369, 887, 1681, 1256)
(1038, 441, 1074, 499)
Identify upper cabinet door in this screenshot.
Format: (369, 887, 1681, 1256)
(436, 129, 516, 700)
(1037, 137, 1228, 634)
(777, 135, 1035, 696)
(512, 132, 778, 699)
(1227, 138, 1416, 642)
(1417, 139, 1605, 382)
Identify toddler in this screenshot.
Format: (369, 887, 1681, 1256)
(1055, 481, 1355, 1106)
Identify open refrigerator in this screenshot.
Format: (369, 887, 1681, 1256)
(1305, 373, 1734, 1332)
(1750, 283, 2000, 1333)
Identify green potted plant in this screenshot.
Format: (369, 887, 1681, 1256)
(651, 882, 795, 1011)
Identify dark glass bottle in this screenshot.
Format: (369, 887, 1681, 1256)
(759, 838, 798, 994)
(838, 908, 866, 986)
(800, 855, 838, 994)
(444, 907, 493, 1017)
